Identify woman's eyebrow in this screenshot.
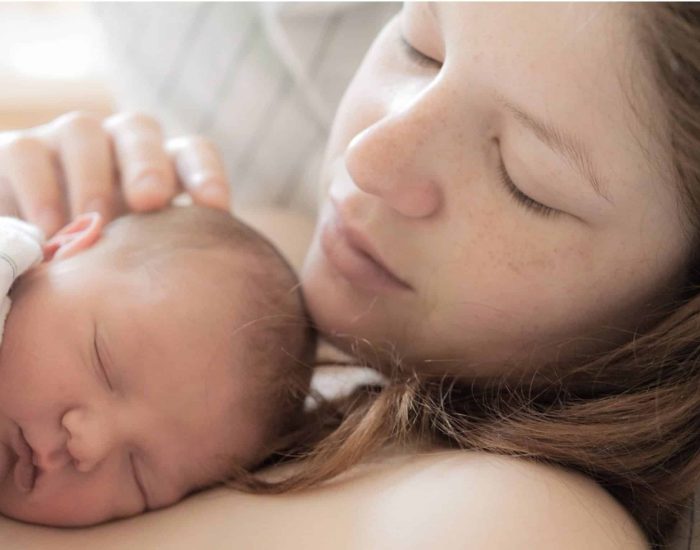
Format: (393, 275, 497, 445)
(496, 95, 614, 205)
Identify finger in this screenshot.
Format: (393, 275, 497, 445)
(103, 113, 178, 212)
(48, 112, 120, 222)
(167, 136, 230, 210)
(0, 135, 66, 236)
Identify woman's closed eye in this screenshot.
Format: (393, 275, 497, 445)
(496, 152, 560, 219)
(399, 33, 442, 69)
(398, 25, 560, 221)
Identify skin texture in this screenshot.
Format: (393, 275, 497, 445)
(0, 4, 674, 547)
(0, 5, 687, 376)
(0, 451, 648, 550)
(0, 215, 266, 526)
(301, 3, 690, 373)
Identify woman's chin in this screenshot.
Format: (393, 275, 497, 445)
(304, 246, 376, 326)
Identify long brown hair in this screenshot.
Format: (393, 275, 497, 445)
(229, 5, 700, 548)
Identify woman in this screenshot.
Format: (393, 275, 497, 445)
(0, 3, 697, 548)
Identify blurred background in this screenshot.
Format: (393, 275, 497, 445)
(0, 1, 397, 214)
(0, 2, 113, 130)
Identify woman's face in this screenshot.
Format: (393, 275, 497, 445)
(302, 3, 690, 374)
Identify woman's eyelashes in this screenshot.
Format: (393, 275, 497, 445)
(496, 155, 559, 219)
(397, 31, 558, 221)
(399, 34, 442, 69)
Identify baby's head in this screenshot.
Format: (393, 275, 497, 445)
(0, 206, 313, 526)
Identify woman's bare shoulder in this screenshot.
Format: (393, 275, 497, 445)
(0, 450, 648, 550)
(357, 450, 649, 550)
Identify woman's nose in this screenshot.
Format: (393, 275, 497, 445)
(344, 95, 445, 219)
(60, 408, 116, 473)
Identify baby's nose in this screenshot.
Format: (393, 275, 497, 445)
(61, 408, 116, 473)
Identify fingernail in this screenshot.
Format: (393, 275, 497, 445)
(191, 174, 229, 208)
(133, 175, 169, 210)
(200, 184, 230, 208)
(84, 198, 106, 218)
(137, 174, 165, 195)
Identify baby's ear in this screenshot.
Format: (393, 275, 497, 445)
(43, 212, 104, 261)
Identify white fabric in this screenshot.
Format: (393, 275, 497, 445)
(0, 218, 44, 344)
(91, 2, 399, 217)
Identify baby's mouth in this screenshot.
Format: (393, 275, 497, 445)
(12, 427, 36, 493)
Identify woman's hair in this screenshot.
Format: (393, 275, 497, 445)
(229, 5, 700, 548)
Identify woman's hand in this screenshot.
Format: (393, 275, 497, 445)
(0, 112, 230, 236)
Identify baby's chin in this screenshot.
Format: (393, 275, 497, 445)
(0, 471, 146, 527)
(0, 498, 144, 528)
(0, 489, 133, 527)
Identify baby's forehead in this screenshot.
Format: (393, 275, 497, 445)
(95, 266, 278, 471)
(140, 244, 287, 315)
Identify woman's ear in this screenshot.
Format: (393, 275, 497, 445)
(43, 212, 104, 261)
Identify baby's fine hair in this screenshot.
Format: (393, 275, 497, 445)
(103, 206, 315, 468)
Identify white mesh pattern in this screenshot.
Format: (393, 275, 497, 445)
(92, 2, 399, 216)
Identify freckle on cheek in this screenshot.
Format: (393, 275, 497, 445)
(506, 259, 523, 276)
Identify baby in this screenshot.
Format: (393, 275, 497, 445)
(0, 206, 314, 527)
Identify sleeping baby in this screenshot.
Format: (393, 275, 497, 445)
(0, 206, 314, 526)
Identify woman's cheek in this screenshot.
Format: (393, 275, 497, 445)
(429, 222, 585, 338)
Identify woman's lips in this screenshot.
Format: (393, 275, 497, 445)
(320, 213, 413, 294)
(12, 427, 36, 493)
